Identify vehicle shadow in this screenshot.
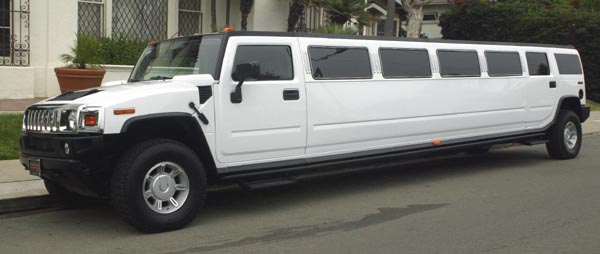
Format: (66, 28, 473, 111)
(196, 146, 549, 223)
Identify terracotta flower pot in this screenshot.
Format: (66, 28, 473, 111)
(54, 67, 106, 93)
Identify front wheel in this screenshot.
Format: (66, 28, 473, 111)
(546, 110, 582, 160)
(111, 139, 207, 233)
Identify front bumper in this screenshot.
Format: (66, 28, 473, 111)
(20, 133, 112, 197)
(581, 105, 591, 123)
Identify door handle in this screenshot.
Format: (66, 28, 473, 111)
(283, 89, 299, 101)
(549, 81, 557, 88)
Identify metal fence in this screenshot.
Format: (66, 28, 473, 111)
(0, 0, 30, 66)
(178, 0, 202, 36)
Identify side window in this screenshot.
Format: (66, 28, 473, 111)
(526, 52, 550, 76)
(232, 45, 293, 81)
(437, 50, 481, 77)
(485, 51, 522, 77)
(379, 48, 431, 78)
(555, 54, 583, 75)
(309, 47, 372, 79)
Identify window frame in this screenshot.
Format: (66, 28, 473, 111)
(308, 45, 373, 80)
(484, 50, 523, 77)
(378, 47, 432, 79)
(178, 0, 203, 35)
(231, 44, 295, 82)
(525, 52, 551, 76)
(437, 49, 482, 78)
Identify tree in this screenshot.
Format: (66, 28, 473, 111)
(401, 0, 432, 38)
(211, 0, 217, 32)
(384, 0, 396, 36)
(240, 0, 254, 31)
(226, 0, 231, 26)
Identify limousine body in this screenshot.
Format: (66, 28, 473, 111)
(20, 31, 590, 232)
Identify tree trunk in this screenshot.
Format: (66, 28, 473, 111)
(405, 6, 424, 38)
(287, 0, 305, 32)
(384, 0, 395, 36)
(211, 0, 217, 32)
(402, 0, 429, 38)
(240, 0, 254, 31)
(226, 0, 231, 26)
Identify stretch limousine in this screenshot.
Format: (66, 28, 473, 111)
(20, 31, 591, 232)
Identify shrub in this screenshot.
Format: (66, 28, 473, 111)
(97, 37, 147, 66)
(439, 0, 600, 101)
(315, 25, 357, 35)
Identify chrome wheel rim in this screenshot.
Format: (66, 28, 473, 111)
(143, 162, 189, 214)
(563, 121, 578, 150)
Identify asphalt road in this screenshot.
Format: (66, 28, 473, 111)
(1, 134, 600, 254)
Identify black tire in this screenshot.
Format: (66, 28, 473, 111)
(111, 139, 207, 233)
(546, 110, 582, 160)
(465, 145, 491, 155)
(44, 179, 94, 207)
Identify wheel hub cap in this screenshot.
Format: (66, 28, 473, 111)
(564, 121, 578, 150)
(143, 162, 189, 214)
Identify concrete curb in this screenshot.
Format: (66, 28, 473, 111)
(0, 195, 54, 214)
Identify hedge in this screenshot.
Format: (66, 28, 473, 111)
(439, 0, 600, 101)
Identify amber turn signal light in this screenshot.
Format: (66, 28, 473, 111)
(84, 115, 97, 126)
(432, 140, 441, 146)
(114, 108, 136, 115)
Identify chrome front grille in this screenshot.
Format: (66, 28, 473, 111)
(24, 108, 61, 133)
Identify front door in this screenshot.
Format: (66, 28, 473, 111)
(215, 37, 306, 165)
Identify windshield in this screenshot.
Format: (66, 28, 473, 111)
(129, 35, 223, 82)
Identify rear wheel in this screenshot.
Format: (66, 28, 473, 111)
(111, 139, 206, 233)
(546, 110, 582, 160)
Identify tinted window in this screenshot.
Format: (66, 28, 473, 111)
(485, 51, 522, 77)
(379, 48, 431, 78)
(555, 54, 583, 75)
(232, 45, 293, 81)
(438, 50, 481, 77)
(526, 52, 550, 76)
(309, 47, 372, 79)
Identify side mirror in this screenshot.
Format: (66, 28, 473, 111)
(231, 62, 259, 103)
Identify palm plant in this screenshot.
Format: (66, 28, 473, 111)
(312, 0, 371, 26)
(60, 35, 104, 69)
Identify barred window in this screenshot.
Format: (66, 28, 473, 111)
(179, 0, 201, 36)
(78, 0, 104, 38)
(1, 0, 9, 57)
(1, 0, 29, 66)
(112, 0, 168, 41)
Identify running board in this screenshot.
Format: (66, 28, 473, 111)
(238, 177, 297, 190)
(520, 139, 549, 146)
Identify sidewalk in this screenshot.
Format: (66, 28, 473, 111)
(0, 112, 599, 213)
(0, 98, 46, 113)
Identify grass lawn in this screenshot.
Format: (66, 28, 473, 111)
(587, 99, 600, 111)
(0, 114, 23, 160)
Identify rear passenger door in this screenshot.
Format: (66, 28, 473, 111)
(525, 52, 557, 128)
(215, 37, 306, 165)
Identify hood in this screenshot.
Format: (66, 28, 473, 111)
(38, 79, 207, 108)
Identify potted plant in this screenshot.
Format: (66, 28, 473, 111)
(55, 35, 106, 93)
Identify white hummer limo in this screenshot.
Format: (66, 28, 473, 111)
(20, 31, 591, 232)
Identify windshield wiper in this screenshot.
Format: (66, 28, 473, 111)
(148, 76, 173, 81)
